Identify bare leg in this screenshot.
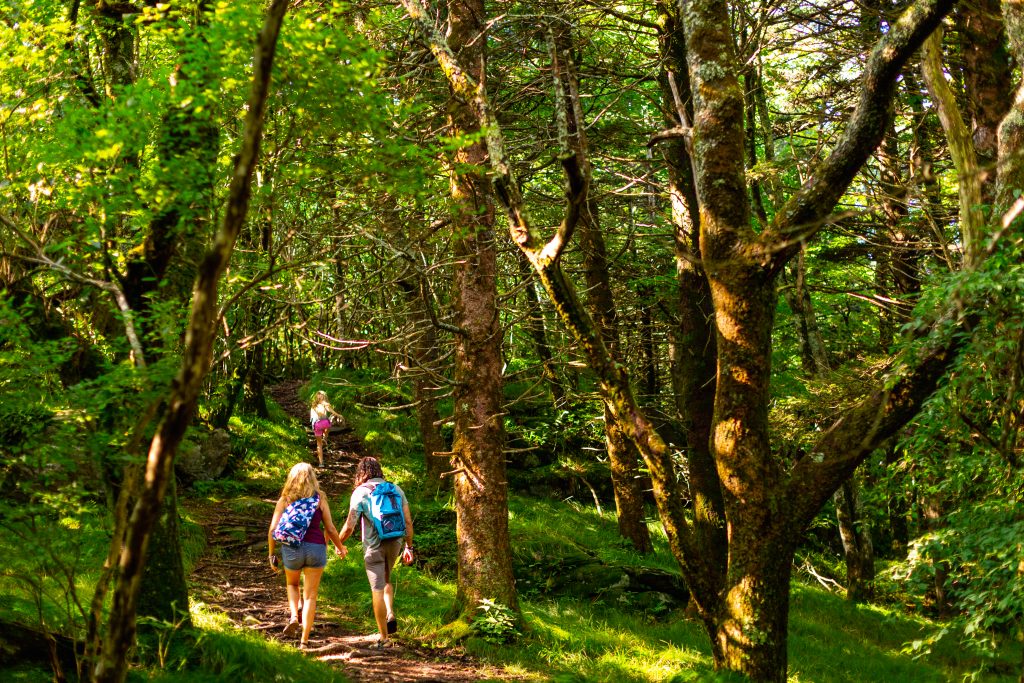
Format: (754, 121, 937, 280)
(370, 589, 388, 641)
(282, 567, 301, 636)
(300, 567, 324, 645)
(383, 581, 395, 622)
(315, 434, 324, 466)
(284, 568, 302, 621)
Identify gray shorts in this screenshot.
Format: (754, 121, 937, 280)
(364, 538, 404, 591)
(281, 542, 327, 570)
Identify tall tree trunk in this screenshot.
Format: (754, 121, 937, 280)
(956, 0, 1011, 202)
(97, 0, 220, 634)
(91, 3, 288, 679)
(554, 27, 652, 555)
(834, 476, 875, 602)
(656, 0, 726, 589)
(443, 0, 518, 616)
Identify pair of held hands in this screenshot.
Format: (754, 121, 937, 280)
(269, 544, 414, 572)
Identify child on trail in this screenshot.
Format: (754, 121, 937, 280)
(309, 390, 345, 467)
(336, 456, 414, 648)
(268, 462, 347, 649)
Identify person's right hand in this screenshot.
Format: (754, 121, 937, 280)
(401, 546, 414, 565)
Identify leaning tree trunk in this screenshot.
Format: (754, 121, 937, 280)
(442, 0, 518, 616)
(553, 27, 652, 555)
(91, 3, 288, 680)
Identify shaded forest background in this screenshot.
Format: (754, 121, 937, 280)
(1, 0, 1023, 681)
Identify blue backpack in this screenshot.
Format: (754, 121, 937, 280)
(367, 482, 406, 540)
(273, 494, 319, 547)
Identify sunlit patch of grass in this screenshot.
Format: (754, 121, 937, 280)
(209, 368, 1018, 682)
(224, 408, 309, 492)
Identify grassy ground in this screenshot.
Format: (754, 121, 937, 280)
(2, 367, 1019, 681)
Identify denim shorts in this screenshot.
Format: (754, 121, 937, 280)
(281, 542, 327, 570)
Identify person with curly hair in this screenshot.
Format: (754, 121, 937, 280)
(336, 456, 414, 648)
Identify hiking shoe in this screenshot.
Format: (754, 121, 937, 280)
(386, 617, 397, 634)
(282, 618, 300, 638)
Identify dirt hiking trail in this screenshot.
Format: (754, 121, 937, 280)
(189, 380, 522, 682)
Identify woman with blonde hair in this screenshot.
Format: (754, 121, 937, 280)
(309, 390, 345, 467)
(268, 462, 347, 648)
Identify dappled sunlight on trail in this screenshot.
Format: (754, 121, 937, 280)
(187, 380, 521, 682)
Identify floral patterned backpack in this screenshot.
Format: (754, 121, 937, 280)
(273, 493, 320, 547)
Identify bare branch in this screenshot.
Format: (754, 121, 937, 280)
(0, 211, 146, 367)
(763, 0, 956, 269)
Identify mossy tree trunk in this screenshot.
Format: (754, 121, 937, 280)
(441, 0, 518, 616)
(956, 0, 1011, 203)
(656, 0, 727, 593)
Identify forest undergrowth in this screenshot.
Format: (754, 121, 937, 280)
(1, 369, 1018, 682)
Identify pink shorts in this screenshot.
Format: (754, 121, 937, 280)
(313, 418, 331, 438)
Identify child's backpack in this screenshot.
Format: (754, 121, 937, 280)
(273, 494, 320, 547)
(367, 482, 406, 540)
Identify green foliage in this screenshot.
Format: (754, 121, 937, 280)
(405, 503, 458, 578)
(471, 598, 522, 644)
(223, 411, 309, 493)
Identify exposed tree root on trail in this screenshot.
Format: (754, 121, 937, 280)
(188, 380, 521, 682)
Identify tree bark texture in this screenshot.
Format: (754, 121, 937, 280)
(997, 0, 1024, 217)
(956, 0, 1011, 200)
(656, 0, 727, 599)
(834, 477, 876, 602)
(91, 2, 288, 680)
(443, 0, 518, 615)
(922, 28, 984, 269)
